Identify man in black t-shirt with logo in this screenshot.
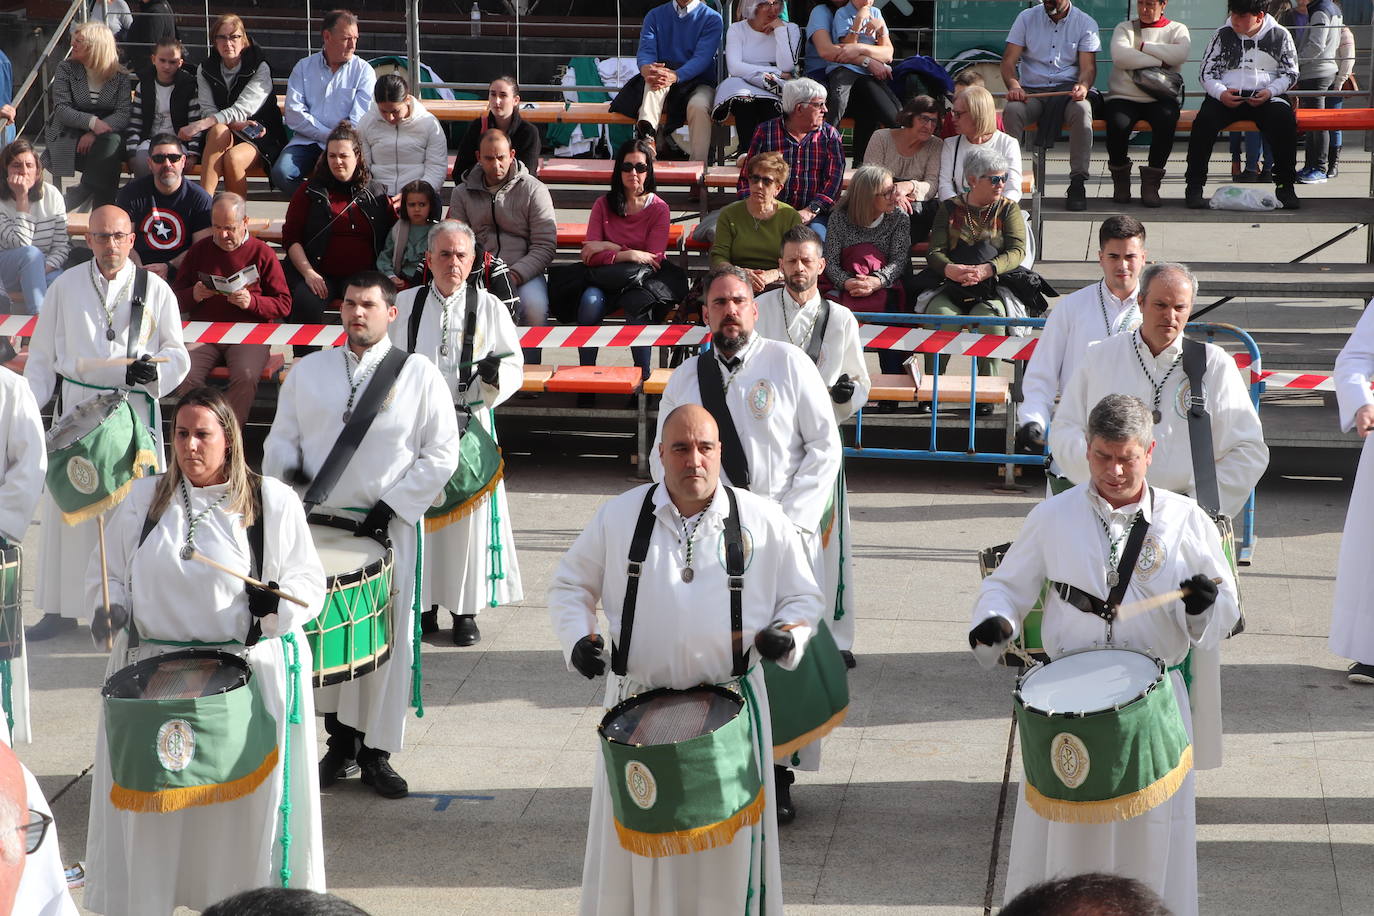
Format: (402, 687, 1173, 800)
(114, 132, 213, 281)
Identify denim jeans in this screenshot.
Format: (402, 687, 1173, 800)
(0, 246, 62, 314)
(516, 275, 549, 365)
(270, 143, 323, 196)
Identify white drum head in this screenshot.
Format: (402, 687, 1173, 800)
(310, 522, 386, 577)
(1018, 648, 1161, 715)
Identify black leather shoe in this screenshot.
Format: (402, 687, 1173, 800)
(1185, 186, 1207, 209)
(774, 765, 796, 825)
(840, 650, 857, 670)
(359, 756, 409, 798)
(1348, 662, 1374, 685)
(26, 613, 77, 642)
(1065, 176, 1087, 211)
(420, 607, 439, 636)
(318, 748, 358, 788)
(1274, 184, 1300, 210)
(452, 614, 481, 647)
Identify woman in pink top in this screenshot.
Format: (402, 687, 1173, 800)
(550, 138, 688, 374)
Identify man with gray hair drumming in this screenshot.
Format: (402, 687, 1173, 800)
(971, 393, 1238, 916)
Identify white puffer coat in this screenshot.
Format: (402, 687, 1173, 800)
(357, 95, 450, 197)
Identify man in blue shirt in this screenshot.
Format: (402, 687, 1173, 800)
(114, 133, 213, 281)
(1000, 0, 1101, 211)
(273, 9, 376, 194)
(609, 0, 723, 163)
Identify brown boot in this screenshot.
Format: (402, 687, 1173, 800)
(1109, 160, 1132, 203)
(1139, 165, 1166, 208)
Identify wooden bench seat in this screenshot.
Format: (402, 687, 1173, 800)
(704, 165, 1036, 195)
(536, 158, 704, 186)
(521, 365, 555, 392)
(866, 373, 917, 402)
(1029, 106, 1374, 134)
(918, 375, 1009, 405)
(641, 367, 673, 396)
(556, 223, 685, 249)
(544, 365, 644, 394)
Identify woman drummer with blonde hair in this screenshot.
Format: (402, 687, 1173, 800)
(84, 387, 327, 914)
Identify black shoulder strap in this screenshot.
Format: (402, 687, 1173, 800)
(696, 354, 751, 488)
(722, 487, 747, 678)
(1182, 337, 1221, 516)
(1049, 489, 1153, 621)
(459, 301, 477, 389)
(406, 285, 430, 353)
(302, 347, 410, 512)
(804, 301, 831, 366)
(244, 481, 266, 648)
(611, 485, 659, 677)
(127, 268, 149, 361)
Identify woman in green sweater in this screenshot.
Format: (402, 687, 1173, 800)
(710, 151, 802, 292)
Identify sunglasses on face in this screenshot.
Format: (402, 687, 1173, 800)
(150, 153, 184, 164)
(618, 161, 649, 173)
(983, 174, 1009, 186)
(748, 174, 776, 185)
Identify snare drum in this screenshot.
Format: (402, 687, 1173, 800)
(425, 418, 503, 533)
(305, 517, 395, 688)
(45, 391, 158, 524)
(598, 684, 764, 858)
(762, 619, 849, 760)
(1014, 647, 1192, 824)
(102, 648, 279, 813)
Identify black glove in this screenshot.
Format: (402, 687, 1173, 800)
(91, 602, 129, 647)
(355, 501, 395, 546)
(968, 616, 1012, 649)
(754, 624, 795, 661)
(476, 352, 502, 385)
(829, 373, 855, 405)
(246, 580, 281, 619)
(570, 634, 606, 679)
(284, 466, 311, 488)
(125, 354, 158, 386)
(1180, 574, 1218, 616)
(1014, 422, 1045, 454)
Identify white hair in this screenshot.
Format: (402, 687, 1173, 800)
(0, 795, 22, 865)
(429, 219, 476, 252)
(783, 78, 827, 115)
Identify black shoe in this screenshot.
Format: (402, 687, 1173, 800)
(1274, 184, 1300, 210)
(1348, 662, 1374, 685)
(359, 755, 409, 798)
(420, 607, 439, 636)
(840, 650, 857, 670)
(452, 613, 481, 647)
(1184, 186, 1207, 209)
(26, 613, 77, 642)
(318, 748, 359, 788)
(975, 403, 994, 417)
(1236, 168, 1261, 183)
(773, 765, 796, 825)
(62, 183, 93, 212)
(1065, 176, 1087, 211)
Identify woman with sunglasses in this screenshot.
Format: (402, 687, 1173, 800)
(713, 0, 802, 153)
(43, 22, 131, 211)
(938, 85, 1023, 204)
(712, 151, 802, 293)
(863, 94, 944, 244)
(549, 139, 686, 376)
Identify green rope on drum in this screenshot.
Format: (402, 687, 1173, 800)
(278, 632, 302, 888)
(410, 520, 425, 718)
(739, 673, 768, 914)
(486, 414, 505, 608)
(0, 659, 13, 738)
(833, 466, 847, 623)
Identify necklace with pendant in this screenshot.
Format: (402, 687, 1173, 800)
(1132, 334, 1180, 424)
(678, 510, 704, 582)
(178, 480, 229, 562)
(90, 262, 134, 343)
(341, 345, 385, 422)
(1098, 509, 1139, 588)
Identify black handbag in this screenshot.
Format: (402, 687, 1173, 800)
(1130, 66, 1184, 106)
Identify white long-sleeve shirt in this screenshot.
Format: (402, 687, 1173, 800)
(754, 287, 871, 423)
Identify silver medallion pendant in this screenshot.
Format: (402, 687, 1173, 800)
(1107, 569, 1120, 587)
(1152, 409, 1162, 424)
(179, 545, 193, 561)
(681, 567, 694, 583)
(342, 409, 352, 423)
(106, 327, 117, 342)
(440, 344, 450, 357)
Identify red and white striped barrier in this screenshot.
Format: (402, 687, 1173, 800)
(1232, 352, 1335, 392)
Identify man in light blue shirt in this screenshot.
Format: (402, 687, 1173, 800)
(273, 9, 377, 194)
(1000, 0, 1100, 210)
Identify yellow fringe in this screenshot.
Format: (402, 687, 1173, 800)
(109, 745, 279, 814)
(1023, 744, 1194, 824)
(423, 459, 506, 534)
(59, 449, 159, 526)
(613, 785, 765, 858)
(772, 705, 848, 761)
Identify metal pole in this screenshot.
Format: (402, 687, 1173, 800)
(515, 0, 521, 87)
(407, 1, 422, 92)
(4, 0, 85, 126)
(306, 0, 314, 57)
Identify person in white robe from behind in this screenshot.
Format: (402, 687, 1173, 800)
(84, 387, 326, 916)
(970, 393, 1239, 916)
(550, 404, 823, 916)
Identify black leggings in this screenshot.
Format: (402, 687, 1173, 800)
(1185, 95, 1297, 187)
(1104, 97, 1180, 169)
(825, 69, 901, 165)
(727, 98, 782, 154)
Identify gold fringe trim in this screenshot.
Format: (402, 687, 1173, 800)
(109, 745, 279, 814)
(614, 785, 765, 858)
(59, 449, 159, 526)
(1023, 744, 1194, 824)
(772, 705, 848, 760)
(423, 459, 505, 534)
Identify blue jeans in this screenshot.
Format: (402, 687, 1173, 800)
(0, 246, 62, 314)
(576, 287, 650, 374)
(270, 143, 322, 195)
(516, 276, 549, 365)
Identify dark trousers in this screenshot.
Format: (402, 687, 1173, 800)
(282, 260, 345, 356)
(74, 132, 127, 207)
(728, 97, 781, 154)
(324, 713, 388, 763)
(1295, 76, 1335, 170)
(824, 69, 901, 165)
(1185, 95, 1297, 187)
(1104, 97, 1181, 169)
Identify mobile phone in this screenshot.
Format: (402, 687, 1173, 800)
(240, 122, 266, 139)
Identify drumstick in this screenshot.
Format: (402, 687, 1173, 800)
(186, 550, 311, 608)
(1113, 577, 1224, 623)
(96, 515, 112, 651)
(456, 351, 515, 369)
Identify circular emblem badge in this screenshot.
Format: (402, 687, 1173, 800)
(156, 718, 196, 772)
(716, 524, 755, 571)
(624, 760, 657, 810)
(1134, 534, 1164, 583)
(747, 379, 775, 419)
(1174, 378, 1205, 420)
(67, 456, 99, 495)
(1050, 732, 1090, 788)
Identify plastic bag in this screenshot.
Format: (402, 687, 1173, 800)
(1208, 185, 1279, 211)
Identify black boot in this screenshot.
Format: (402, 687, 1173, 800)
(420, 606, 439, 636)
(358, 747, 408, 798)
(1065, 175, 1087, 211)
(1327, 146, 1340, 179)
(26, 613, 77, 642)
(63, 182, 93, 213)
(774, 765, 796, 825)
(1184, 185, 1207, 209)
(452, 613, 481, 646)
(1108, 160, 1132, 204)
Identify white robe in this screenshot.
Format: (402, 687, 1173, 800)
(14, 758, 81, 916)
(262, 341, 460, 754)
(754, 288, 869, 651)
(390, 283, 525, 616)
(1020, 280, 1139, 476)
(548, 483, 823, 916)
(971, 484, 1239, 916)
(1329, 300, 1374, 662)
(24, 260, 190, 620)
(82, 476, 327, 916)
(0, 368, 46, 744)
(1048, 330, 1269, 521)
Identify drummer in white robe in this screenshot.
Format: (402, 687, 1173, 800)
(389, 220, 524, 648)
(1328, 299, 1374, 683)
(0, 368, 46, 742)
(754, 225, 869, 664)
(1016, 215, 1146, 481)
(84, 387, 326, 915)
(971, 394, 1239, 916)
(550, 404, 823, 916)
(24, 205, 189, 641)
(649, 265, 841, 818)
(263, 271, 459, 798)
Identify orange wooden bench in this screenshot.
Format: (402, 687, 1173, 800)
(536, 158, 704, 187)
(544, 365, 644, 394)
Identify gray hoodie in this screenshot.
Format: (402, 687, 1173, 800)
(1293, 0, 1343, 83)
(447, 159, 557, 285)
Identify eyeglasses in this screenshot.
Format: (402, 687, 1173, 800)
(747, 174, 776, 185)
(17, 810, 52, 855)
(797, 99, 827, 110)
(952, 108, 970, 117)
(90, 231, 133, 243)
(916, 114, 941, 125)
(617, 161, 649, 174)
(878, 186, 897, 198)
(214, 33, 244, 43)
(983, 174, 1009, 186)
(150, 153, 184, 164)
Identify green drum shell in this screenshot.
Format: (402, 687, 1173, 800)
(763, 619, 849, 759)
(598, 685, 762, 856)
(45, 393, 157, 520)
(305, 517, 395, 688)
(0, 544, 21, 661)
(426, 417, 503, 527)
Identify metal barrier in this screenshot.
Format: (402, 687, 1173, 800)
(848, 312, 1262, 561)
